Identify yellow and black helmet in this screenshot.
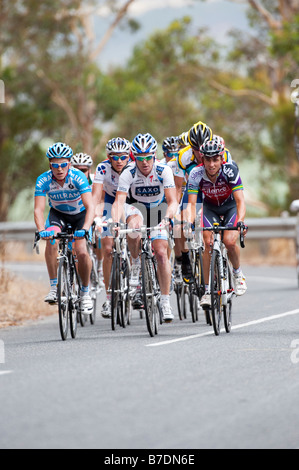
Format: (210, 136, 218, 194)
(188, 121, 212, 150)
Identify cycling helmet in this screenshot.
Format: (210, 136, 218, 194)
(131, 133, 157, 155)
(46, 142, 73, 159)
(212, 135, 225, 147)
(200, 138, 225, 158)
(71, 153, 93, 167)
(162, 136, 179, 153)
(188, 122, 212, 150)
(106, 137, 131, 154)
(178, 132, 189, 148)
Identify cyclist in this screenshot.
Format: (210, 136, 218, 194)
(92, 137, 143, 318)
(34, 142, 95, 314)
(186, 137, 247, 307)
(112, 133, 178, 322)
(71, 152, 104, 287)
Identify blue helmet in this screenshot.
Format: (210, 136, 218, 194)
(131, 133, 157, 156)
(46, 142, 73, 159)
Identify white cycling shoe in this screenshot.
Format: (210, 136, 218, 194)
(161, 303, 174, 323)
(101, 301, 111, 318)
(233, 273, 247, 296)
(80, 295, 94, 315)
(44, 290, 58, 305)
(200, 294, 211, 309)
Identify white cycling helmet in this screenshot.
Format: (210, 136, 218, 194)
(71, 153, 93, 167)
(106, 137, 131, 154)
(131, 133, 157, 156)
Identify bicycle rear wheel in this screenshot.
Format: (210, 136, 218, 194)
(210, 250, 222, 336)
(89, 256, 98, 325)
(57, 258, 69, 341)
(141, 252, 157, 337)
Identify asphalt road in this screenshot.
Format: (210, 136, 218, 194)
(0, 264, 299, 449)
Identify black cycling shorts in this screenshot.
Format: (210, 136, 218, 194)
(202, 200, 238, 228)
(45, 208, 86, 232)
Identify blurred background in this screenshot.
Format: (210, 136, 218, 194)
(0, 0, 298, 222)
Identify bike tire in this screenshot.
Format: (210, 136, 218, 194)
(223, 264, 233, 333)
(57, 257, 69, 341)
(210, 250, 222, 336)
(69, 259, 80, 339)
(89, 258, 98, 325)
(111, 254, 120, 330)
(175, 283, 183, 320)
(141, 252, 156, 337)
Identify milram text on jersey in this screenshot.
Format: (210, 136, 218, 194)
(35, 167, 92, 214)
(117, 161, 175, 208)
(187, 163, 243, 207)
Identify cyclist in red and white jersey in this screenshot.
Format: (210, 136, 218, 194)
(186, 138, 247, 307)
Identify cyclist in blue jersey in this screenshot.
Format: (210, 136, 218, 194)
(34, 142, 95, 314)
(112, 133, 178, 322)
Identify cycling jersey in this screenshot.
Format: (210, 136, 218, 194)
(117, 161, 175, 208)
(94, 159, 120, 198)
(188, 163, 243, 207)
(35, 167, 91, 215)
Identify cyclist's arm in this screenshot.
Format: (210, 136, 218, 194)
(186, 193, 198, 224)
(174, 175, 184, 203)
(233, 189, 246, 225)
(111, 191, 127, 224)
(34, 196, 47, 232)
(81, 192, 95, 231)
(164, 187, 178, 220)
(92, 181, 104, 218)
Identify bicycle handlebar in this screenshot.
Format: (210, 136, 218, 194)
(202, 225, 248, 248)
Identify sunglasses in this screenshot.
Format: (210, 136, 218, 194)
(168, 151, 179, 158)
(50, 162, 69, 169)
(136, 155, 154, 162)
(110, 155, 128, 161)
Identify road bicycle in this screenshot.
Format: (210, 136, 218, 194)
(88, 222, 104, 325)
(203, 223, 247, 336)
(107, 222, 132, 331)
(34, 226, 83, 341)
(112, 223, 166, 337)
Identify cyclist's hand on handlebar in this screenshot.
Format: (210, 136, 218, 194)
(39, 230, 54, 240)
(237, 221, 248, 235)
(183, 221, 194, 238)
(74, 229, 89, 240)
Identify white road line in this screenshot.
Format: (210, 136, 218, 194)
(246, 275, 296, 285)
(146, 309, 299, 347)
(0, 371, 13, 376)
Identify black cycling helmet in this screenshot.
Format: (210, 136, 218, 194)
(188, 121, 212, 150)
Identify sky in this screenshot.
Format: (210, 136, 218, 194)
(95, 0, 250, 70)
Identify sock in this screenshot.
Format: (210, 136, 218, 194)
(81, 285, 89, 296)
(160, 295, 170, 305)
(132, 256, 140, 265)
(233, 267, 241, 276)
(50, 278, 57, 290)
(175, 256, 183, 265)
(106, 293, 111, 302)
(205, 284, 209, 292)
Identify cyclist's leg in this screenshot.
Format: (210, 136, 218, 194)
(152, 235, 174, 322)
(44, 210, 63, 303)
(222, 205, 247, 296)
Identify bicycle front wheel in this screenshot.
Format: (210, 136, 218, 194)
(57, 257, 69, 341)
(223, 263, 233, 333)
(111, 254, 121, 330)
(210, 250, 222, 336)
(141, 252, 157, 337)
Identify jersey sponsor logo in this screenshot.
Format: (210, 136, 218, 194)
(135, 186, 161, 197)
(222, 165, 235, 179)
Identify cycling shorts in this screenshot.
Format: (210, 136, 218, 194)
(45, 208, 86, 232)
(202, 200, 238, 228)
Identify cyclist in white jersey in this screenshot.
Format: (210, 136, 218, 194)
(112, 133, 178, 323)
(34, 142, 95, 314)
(92, 137, 143, 318)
